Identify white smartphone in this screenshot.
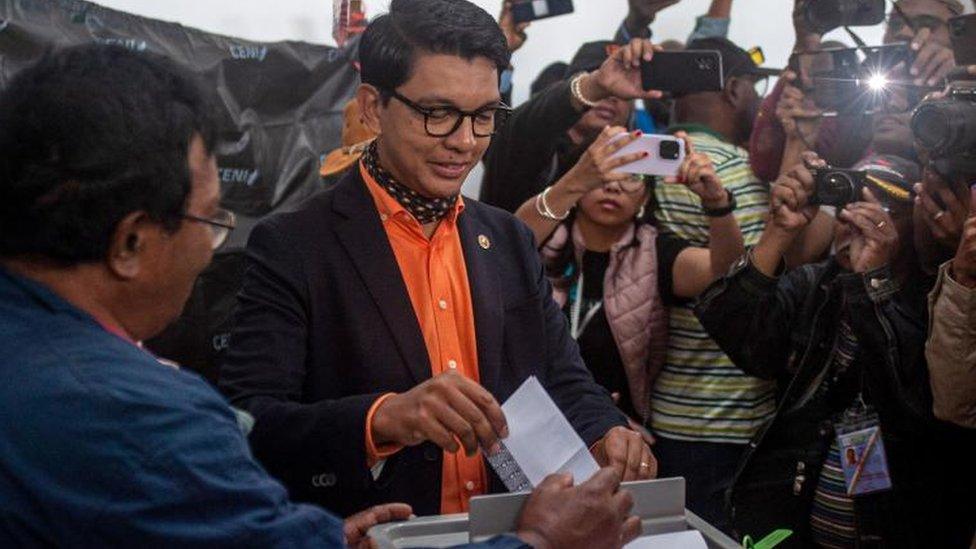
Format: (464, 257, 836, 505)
(609, 134, 686, 177)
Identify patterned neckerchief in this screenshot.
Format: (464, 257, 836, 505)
(362, 141, 458, 225)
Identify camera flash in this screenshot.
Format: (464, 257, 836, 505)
(867, 74, 889, 91)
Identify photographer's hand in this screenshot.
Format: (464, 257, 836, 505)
(913, 169, 968, 250)
(951, 186, 976, 289)
(669, 132, 725, 207)
(839, 188, 899, 274)
(624, 0, 681, 36)
(776, 71, 823, 146)
(499, 1, 530, 53)
(580, 39, 663, 104)
(910, 27, 956, 88)
(753, 153, 824, 277)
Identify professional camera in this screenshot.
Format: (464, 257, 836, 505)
(791, 43, 913, 116)
(810, 168, 868, 207)
(911, 15, 976, 179)
(803, 0, 886, 34)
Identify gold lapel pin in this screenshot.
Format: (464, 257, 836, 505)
(478, 234, 491, 250)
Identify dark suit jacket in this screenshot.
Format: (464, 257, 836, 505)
(219, 167, 626, 517)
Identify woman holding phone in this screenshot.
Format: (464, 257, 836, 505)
(515, 126, 745, 431)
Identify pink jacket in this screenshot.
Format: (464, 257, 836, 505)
(541, 222, 668, 421)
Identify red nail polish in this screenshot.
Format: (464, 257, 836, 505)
(642, 151, 650, 158)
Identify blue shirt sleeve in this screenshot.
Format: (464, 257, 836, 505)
(87, 374, 346, 548)
(687, 15, 730, 42)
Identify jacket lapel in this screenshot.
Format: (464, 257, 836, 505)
(457, 205, 504, 395)
(331, 168, 431, 384)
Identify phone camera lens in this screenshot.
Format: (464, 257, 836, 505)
(696, 57, 715, 71)
(659, 140, 681, 160)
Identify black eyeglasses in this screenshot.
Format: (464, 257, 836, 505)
(385, 89, 512, 138)
(182, 209, 236, 249)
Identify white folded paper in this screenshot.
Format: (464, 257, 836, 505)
(624, 530, 708, 549)
(490, 376, 599, 488)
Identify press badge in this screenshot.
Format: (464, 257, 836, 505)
(834, 403, 892, 496)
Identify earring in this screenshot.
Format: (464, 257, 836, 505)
(637, 205, 646, 219)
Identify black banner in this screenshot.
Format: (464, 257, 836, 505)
(0, 0, 360, 382)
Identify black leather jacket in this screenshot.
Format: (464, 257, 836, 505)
(695, 255, 976, 548)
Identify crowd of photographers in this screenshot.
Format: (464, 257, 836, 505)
(1, 0, 976, 547)
(494, 0, 976, 543)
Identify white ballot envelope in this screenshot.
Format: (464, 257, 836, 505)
(625, 530, 708, 549)
(486, 376, 599, 491)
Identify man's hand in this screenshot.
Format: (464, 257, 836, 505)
(839, 188, 899, 273)
(344, 503, 413, 549)
(914, 169, 969, 251)
(910, 27, 956, 88)
(498, 1, 530, 53)
(371, 371, 508, 456)
(769, 153, 824, 234)
(563, 126, 647, 194)
(668, 131, 726, 208)
(951, 186, 976, 288)
(581, 38, 663, 103)
(516, 468, 642, 549)
(753, 152, 825, 277)
(591, 426, 657, 482)
(625, 0, 680, 31)
(776, 71, 823, 144)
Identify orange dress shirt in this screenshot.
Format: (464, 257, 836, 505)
(360, 162, 488, 514)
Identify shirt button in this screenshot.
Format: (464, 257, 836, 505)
(465, 481, 476, 491)
(438, 299, 448, 310)
(380, 214, 388, 222)
(448, 360, 458, 369)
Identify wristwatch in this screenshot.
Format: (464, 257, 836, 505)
(702, 189, 736, 217)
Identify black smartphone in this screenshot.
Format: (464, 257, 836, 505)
(640, 50, 724, 94)
(511, 0, 574, 24)
(803, 0, 886, 33)
(950, 14, 976, 66)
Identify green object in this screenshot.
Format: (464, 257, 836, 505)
(742, 530, 793, 548)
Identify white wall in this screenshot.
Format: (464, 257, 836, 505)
(96, 0, 907, 105)
(95, 0, 970, 196)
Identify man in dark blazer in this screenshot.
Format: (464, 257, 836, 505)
(220, 0, 658, 518)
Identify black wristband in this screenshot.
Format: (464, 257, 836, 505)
(702, 189, 736, 217)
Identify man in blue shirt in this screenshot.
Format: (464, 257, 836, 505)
(0, 44, 639, 547)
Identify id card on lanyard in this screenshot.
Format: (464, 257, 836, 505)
(834, 397, 893, 496)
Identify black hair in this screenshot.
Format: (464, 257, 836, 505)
(0, 44, 217, 264)
(542, 178, 656, 285)
(531, 62, 569, 97)
(359, 0, 510, 98)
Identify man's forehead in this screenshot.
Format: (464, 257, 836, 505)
(402, 53, 501, 106)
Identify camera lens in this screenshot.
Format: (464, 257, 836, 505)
(696, 57, 716, 71)
(659, 140, 681, 160)
(819, 172, 857, 204)
(912, 99, 976, 157)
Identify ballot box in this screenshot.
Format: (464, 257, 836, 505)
(369, 477, 741, 548)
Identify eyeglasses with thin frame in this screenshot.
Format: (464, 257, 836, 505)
(182, 208, 236, 250)
(385, 89, 513, 138)
(617, 174, 650, 194)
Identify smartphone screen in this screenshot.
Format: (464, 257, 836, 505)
(511, 0, 574, 24)
(609, 134, 686, 177)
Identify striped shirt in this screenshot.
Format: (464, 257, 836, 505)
(651, 125, 776, 444)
